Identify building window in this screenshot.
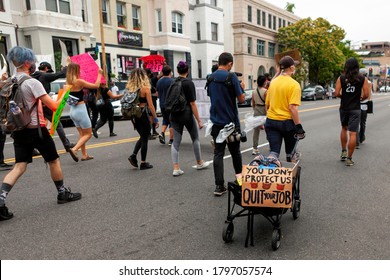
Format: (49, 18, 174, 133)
(247, 5, 252, 22)
(211, 22, 218, 41)
(132, 5, 141, 30)
(196, 22, 201, 40)
(247, 37, 252, 54)
(210, 0, 217, 6)
(102, 0, 110, 24)
(268, 14, 272, 28)
(283, 19, 286, 27)
(262, 11, 266, 26)
(196, 0, 199, 4)
(257, 39, 265, 56)
(24, 35, 32, 49)
(257, 9, 260, 25)
(46, 0, 70, 14)
(197, 60, 202, 78)
(117, 2, 126, 28)
(273, 16, 276, 30)
(268, 42, 275, 58)
(278, 18, 282, 28)
(81, 0, 87, 22)
(172, 12, 183, 34)
(26, 0, 31, 10)
(157, 10, 162, 32)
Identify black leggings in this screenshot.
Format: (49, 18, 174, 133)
(95, 102, 114, 133)
(133, 110, 151, 161)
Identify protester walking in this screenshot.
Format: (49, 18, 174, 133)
(66, 62, 103, 162)
(127, 68, 159, 170)
(31, 60, 75, 153)
(93, 83, 123, 138)
(251, 75, 267, 155)
(265, 56, 305, 163)
(0, 46, 81, 221)
(168, 61, 209, 177)
(145, 68, 159, 139)
(206, 52, 245, 196)
(335, 58, 370, 166)
(356, 68, 373, 148)
(156, 65, 174, 146)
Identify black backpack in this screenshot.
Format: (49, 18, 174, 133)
(120, 89, 143, 119)
(164, 77, 187, 113)
(0, 76, 38, 132)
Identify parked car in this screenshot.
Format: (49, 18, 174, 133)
(238, 89, 253, 107)
(301, 85, 326, 101)
(379, 86, 390, 92)
(49, 79, 71, 122)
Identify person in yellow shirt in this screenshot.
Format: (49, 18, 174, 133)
(265, 55, 305, 162)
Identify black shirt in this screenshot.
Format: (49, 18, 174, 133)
(31, 67, 67, 93)
(340, 75, 365, 111)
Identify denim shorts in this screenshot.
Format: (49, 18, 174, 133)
(339, 109, 360, 132)
(70, 103, 92, 129)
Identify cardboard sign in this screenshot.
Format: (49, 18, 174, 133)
(275, 49, 301, 65)
(50, 87, 71, 136)
(70, 53, 105, 84)
(242, 165, 294, 208)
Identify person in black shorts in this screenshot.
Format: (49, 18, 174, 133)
(0, 46, 81, 221)
(334, 58, 370, 166)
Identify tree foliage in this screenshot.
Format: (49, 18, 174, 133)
(285, 2, 296, 13)
(277, 17, 350, 85)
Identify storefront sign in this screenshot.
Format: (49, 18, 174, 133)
(117, 31, 143, 47)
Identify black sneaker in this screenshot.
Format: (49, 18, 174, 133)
(92, 128, 98, 139)
(159, 133, 166, 144)
(128, 154, 138, 168)
(110, 132, 117, 137)
(168, 139, 173, 146)
(0, 162, 13, 171)
(57, 188, 82, 204)
(0, 205, 14, 220)
(140, 162, 153, 170)
(214, 185, 227, 196)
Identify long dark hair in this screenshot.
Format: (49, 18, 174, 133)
(344, 57, 361, 85)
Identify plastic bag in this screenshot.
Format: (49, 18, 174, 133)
(216, 122, 235, 143)
(243, 113, 266, 133)
(204, 120, 213, 138)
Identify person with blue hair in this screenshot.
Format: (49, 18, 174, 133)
(0, 46, 82, 221)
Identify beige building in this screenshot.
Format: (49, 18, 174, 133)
(91, 0, 150, 81)
(226, 0, 300, 89)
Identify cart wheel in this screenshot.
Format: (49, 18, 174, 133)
(271, 229, 281, 250)
(222, 222, 234, 243)
(292, 199, 301, 220)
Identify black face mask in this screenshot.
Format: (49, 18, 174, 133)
(28, 64, 36, 75)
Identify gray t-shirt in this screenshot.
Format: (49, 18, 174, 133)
(14, 72, 46, 127)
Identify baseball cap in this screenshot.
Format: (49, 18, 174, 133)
(359, 68, 368, 76)
(38, 62, 54, 73)
(279, 55, 298, 70)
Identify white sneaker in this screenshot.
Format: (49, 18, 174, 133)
(172, 169, 184, 176)
(194, 161, 210, 170)
(252, 149, 259, 155)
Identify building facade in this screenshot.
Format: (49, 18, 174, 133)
(0, 0, 18, 64)
(9, 0, 94, 71)
(225, 0, 300, 89)
(91, 0, 150, 81)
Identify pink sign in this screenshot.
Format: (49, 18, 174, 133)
(70, 53, 106, 84)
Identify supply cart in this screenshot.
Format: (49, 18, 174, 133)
(222, 160, 301, 250)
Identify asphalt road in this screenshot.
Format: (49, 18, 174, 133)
(1, 94, 390, 260)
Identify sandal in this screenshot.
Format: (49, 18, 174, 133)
(69, 149, 79, 162)
(81, 155, 94, 161)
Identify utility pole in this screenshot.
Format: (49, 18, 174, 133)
(98, 0, 108, 82)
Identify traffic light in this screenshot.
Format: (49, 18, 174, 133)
(369, 67, 373, 76)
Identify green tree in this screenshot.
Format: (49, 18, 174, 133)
(277, 17, 348, 85)
(285, 2, 295, 13)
